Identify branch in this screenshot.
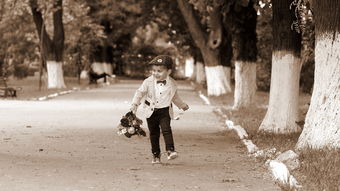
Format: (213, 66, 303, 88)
(176, 0, 207, 49)
(29, 0, 53, 55)
(207, 3, 223, 49)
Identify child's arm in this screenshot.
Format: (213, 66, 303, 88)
(172, 90, 189, 111)
(130, 80, 148, 113)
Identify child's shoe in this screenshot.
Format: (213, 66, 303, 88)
(151, 156, 161, 164)
(167, 151, 178, 160)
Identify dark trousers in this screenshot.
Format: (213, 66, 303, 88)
(146, 107, 174, 157)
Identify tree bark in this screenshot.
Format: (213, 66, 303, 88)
(176, 0, 231, 96)
(195, 61, 206, 85)
(225, 1, 258, 108)
(205, 65, 232, 96)
(233, 61, 256, 109)
(30, 0, 66, 89)
(259, 53, 302, 133)
(259, 0, 302, 133)
(296, 0, 340, 149)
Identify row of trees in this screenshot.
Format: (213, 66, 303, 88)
(0, 0, 338, 149)
(175, 0, 339, 149)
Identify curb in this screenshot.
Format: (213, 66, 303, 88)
(33, 82, 113, 101)
(196, 90, 302, 191)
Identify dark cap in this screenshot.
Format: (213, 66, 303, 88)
(148, 55, 173, 69)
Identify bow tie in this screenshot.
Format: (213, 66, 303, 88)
(157, 80, 166, 85)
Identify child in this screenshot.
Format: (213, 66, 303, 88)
(130, 55, 189, 164)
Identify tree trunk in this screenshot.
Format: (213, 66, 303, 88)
(30, 0, 66, 89)
(259, 0, 302, 133)
(185, 57, 195, 78)
(205, 65, 232, 96)
(195, 61, 206, 85)
(233, 61, 256, 108)
(176, 0, 231, 96)
(259, 53, 302, 133)
(296, 0, 340, 149)
(226, 1, 258, 108)
(46, 61, 66, 88)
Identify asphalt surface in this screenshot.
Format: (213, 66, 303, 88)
(0, 79, 279, 191)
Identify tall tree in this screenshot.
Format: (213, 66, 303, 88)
(224, 0, 258, 109)
(259, 0, 302, 133)
(29, 0, 66, 88)
(85, 0, 143, 75)
(176, 0, 232, 96)
(296, 0, 340, 149)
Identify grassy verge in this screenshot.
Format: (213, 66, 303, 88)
(295, 148, 340, 191)
(193, 82, 339, 191)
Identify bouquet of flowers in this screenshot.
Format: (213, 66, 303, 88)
(117, 111, 146, 138)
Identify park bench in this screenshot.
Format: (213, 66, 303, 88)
(0, 77, 22, 98)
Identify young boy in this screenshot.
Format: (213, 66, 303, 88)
(130, 55, 189, 164)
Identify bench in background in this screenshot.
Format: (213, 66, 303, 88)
(0, 77, 22, 98)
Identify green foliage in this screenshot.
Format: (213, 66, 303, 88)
(13, 64, 30, 79)
(144, 0, 195, 56)
(0, 0, 38, 77)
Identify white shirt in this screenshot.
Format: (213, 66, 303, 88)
(154, 77, 171, 108)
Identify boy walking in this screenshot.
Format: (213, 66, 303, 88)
(130, 55, 189, 164)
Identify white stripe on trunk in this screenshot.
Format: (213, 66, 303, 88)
(233, 61, 256, 109)
(46, 61, 66, 89)
(92, 62, 112, 75)
(259, 52, 302, 133)
(195, 61, 206, 85)
(205, 65, 232, 96)
(296, 32, 340, 149)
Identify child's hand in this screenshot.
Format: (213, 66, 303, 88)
(182, 104, 189, 111)
(130, 104, 138, 114)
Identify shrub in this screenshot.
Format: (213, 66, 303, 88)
(13, 64, 30, 79)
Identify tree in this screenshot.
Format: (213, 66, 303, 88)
(259, 0, 302, 133)
(176, 0, 232, 96)
(85, 0, 144, 76)
(296, 0, 340, 149)
(29, 0, 66, 89)
(224, 0, 258, 109)
(0, 0, 38, 78)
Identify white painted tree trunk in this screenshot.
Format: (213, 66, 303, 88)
(185, 57, 194, 78)
(205, 65, 232, 96)
(259, 52, 302, 133)
(233, 61, 257, 109)
(196, 61, 206, 85)
(224, 66, 231, 89)
(46, 61, 66, 89)
(92, 62, 112, 83)
(296, 32, 340, 149)
(103, 63, 113, 75)
(92, 62, 109, 74)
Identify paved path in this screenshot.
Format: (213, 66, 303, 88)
(0, 79, 279, 191)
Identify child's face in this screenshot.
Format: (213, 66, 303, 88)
(151, 65, 171, 81)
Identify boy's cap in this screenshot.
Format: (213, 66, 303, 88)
(148, 55, 173, 69)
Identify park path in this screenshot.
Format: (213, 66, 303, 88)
(0, 79, 279, 191)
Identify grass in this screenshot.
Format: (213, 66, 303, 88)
(295, 148, 340, 191)
(192, 82, 339, 191)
